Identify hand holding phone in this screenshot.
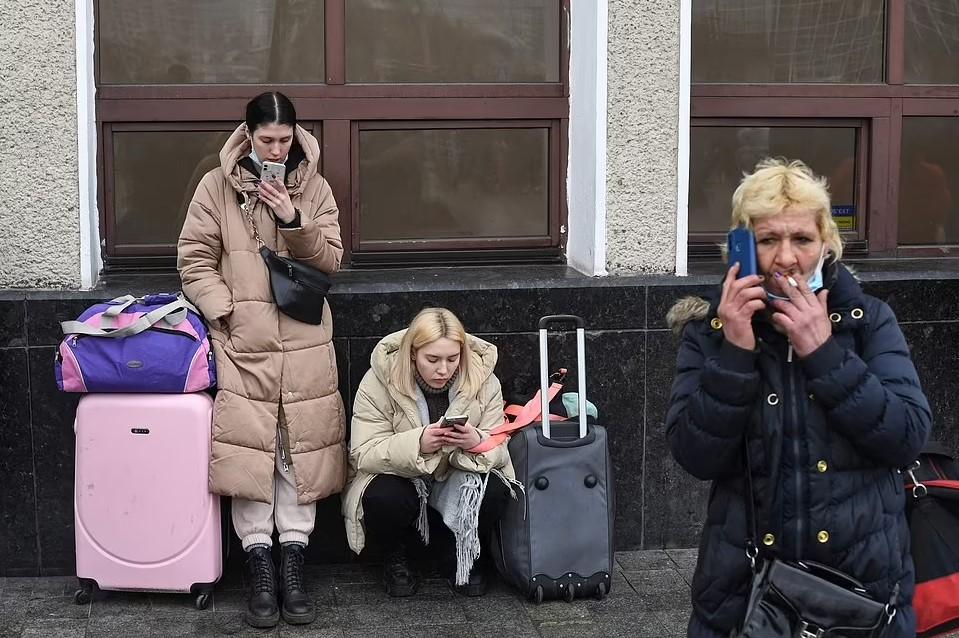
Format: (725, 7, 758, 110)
(438, 414, 481, 450)
(718, 227, 767, 351)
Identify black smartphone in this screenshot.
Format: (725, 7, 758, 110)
(440, 414, 468, 428)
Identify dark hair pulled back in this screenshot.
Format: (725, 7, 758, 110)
(245, 91, 296, 133)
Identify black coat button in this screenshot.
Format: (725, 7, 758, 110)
(584, 475, 598, 488)
(534, 477, 549, 490)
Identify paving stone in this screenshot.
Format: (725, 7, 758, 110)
(406, 599, 468, 627)
(472, 621, 539, 638)
(213, 588, 248, 614)
(615, 549, 673, 571)
(0, 549, 699, 637)
(534, 619, 597, 638)
(0, 577, 38, 599)
(148, 592, 216, 616)
(280, 629, 346, 638)
(19, 619, 87, 638)
(664, 548, 698, 562)
(313, 563, 381, 585)
(620, 569, 691, 612)
(333, 580, 451, 606)
(673, 562, 695, 586)
(457, 596, 529, 625)
(477, 575, 519, 599)
(0, 606, 25, 638)
(522, 598, 591, 623)
(337, 598, 466, 630)
(211, 611, 280, 636)
(26, 576, 74, 599)
(142, 616, 218, 637)
(534, 613, 668, 638)
(655, 609, 693, 636)
(88, 590, 152, 617)
(23, 595, 90, 621)
(301, 566, 338, 590)
(87, 615, 166, 638)
(342, 626, 475, 638)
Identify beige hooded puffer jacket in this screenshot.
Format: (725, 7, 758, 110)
(342, 330, 514, 554)
(178, 123, 346, 505)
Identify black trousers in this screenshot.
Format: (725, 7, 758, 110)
(362, 473, 511, 573)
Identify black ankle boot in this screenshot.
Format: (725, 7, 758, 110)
(383, 543, 419, 597)
(279, 543, 315, 624)
(448, 563, 488, 597)
(244, 546, 279, 628)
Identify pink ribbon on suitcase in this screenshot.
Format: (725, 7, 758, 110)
(469, 373, 566, 454)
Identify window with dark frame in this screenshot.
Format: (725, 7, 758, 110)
(690, 0, 959, 259)
(94, 0, 570, 269)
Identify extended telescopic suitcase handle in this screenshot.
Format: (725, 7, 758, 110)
(538, 315, 587, 439)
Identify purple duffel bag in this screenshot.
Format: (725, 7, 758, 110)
(56, 293, 216, 393)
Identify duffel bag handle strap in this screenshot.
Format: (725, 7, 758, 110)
(100, 295, 143, 328)
(60, 295, 200, 339)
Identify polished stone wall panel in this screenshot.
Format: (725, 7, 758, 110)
(0, 300, 26, 347)
(28, 347, 79, 575)
(0, 348, 39, 575)
(2, 274, 957, 575)
(901, 322, 959, 454)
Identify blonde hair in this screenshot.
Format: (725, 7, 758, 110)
(391, 308, 483, 400)
(730, 157, 843, 260)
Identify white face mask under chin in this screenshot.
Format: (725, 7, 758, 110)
(248, 144, 263, 171)
(247, 139, 289, 171)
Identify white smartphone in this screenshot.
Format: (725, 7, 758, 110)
(260, 161, 286, 184)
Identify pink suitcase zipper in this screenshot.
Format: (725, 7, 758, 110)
(72, 393, 222, 609)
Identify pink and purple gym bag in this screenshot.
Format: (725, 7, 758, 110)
(56, 293, 216, 393)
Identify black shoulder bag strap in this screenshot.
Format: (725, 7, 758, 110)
(743, 440, 760, 572)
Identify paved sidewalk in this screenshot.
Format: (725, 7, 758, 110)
(0, 549, 695, 638)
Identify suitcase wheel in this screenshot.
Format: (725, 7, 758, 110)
(531, 585, 544, 604)
(195, 593, 211, 610)
(595, 580, 609, 600)
(74, 579, 96, 605)
(562, 583, 575, 602)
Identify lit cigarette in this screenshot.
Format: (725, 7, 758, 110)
(786, 275, 799, 287)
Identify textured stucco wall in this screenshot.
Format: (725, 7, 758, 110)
(0, 0, 80, 287)
(606, 0, 681, 273)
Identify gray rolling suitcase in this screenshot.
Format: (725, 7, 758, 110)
(494, 315, 614, 603)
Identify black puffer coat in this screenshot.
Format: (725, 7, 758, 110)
(665, 262, 931, 638)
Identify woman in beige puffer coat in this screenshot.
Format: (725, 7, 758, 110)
(343, 307, 514, 598)
(178, 92, 344, 629)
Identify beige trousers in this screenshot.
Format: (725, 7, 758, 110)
(231, 435, 316, 550)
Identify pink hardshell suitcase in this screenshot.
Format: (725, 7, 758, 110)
(72, 392, 222, 609)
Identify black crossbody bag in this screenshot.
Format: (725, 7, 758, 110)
(736, 442, 898, 638)
(244, 204, 331, 325)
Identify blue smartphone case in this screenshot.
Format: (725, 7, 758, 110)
(727, 227, 758, 278)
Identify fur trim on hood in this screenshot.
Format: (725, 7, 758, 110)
(666, 296, 711, 336)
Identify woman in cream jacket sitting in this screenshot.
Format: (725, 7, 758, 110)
(342, 307, 516, 597)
